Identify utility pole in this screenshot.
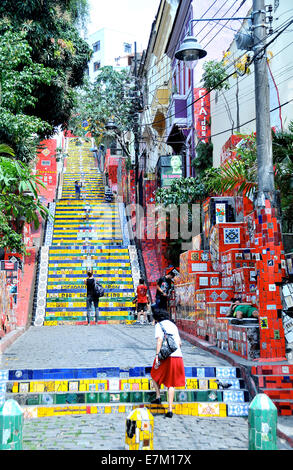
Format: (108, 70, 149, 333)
(252, 0, 286, 360)
(252, 0, 275, 207)
(133, 41, 140, 206)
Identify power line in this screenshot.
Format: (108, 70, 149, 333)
(140, 16, 293, 129)
(198, 0, 240, 44)
(143, 91, 293, 146)
(145, 12, 292, 106)
(142, 12, 292, 108)
(141, 0, 250, 89)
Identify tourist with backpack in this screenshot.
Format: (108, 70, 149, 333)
(74, 180, 82, 199)
(84, 271, 104, 324)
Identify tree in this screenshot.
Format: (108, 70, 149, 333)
(0, 156, 48, 253)
(0, 1, 91, 148)
(68, 66, 138, 155)
(205, 130, 293, 232)
(202, 52, 251, 133)
(0, 20, 56, 162)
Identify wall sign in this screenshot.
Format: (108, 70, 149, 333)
(158, 155, 182, 187)
(194, 88, 211, 142)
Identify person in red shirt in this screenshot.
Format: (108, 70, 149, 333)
(136, 278, 150, 324)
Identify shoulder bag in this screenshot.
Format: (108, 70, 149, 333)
(158, 322, 178, 361)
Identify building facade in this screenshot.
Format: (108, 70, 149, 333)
(211, 0, 293, 166)
(87, 28, 136, 81)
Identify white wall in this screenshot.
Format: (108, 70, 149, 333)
(88, 28, 136, 81)
(211, 0, 293, 167)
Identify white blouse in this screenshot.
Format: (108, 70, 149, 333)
(155, 320, 183, 358)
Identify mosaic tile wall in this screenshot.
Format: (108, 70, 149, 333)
(174, 194, 292, 414)
(1, 366, 250, 419)
(34, 247, 49, 327)
(252, 200, 286, 360)
(44, 202, 56, 246)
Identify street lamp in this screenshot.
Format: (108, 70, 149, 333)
(174, 0, 274, 203)
(174, 36, 207, 68)
(175, 15, 250, 64)
(105, 118, 118, 131)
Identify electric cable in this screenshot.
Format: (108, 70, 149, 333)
(140, 0, 250, 86)
(139, 15, 293, 129)
(144, 12, 293, 101)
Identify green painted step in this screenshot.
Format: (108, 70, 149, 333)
(3, 365, 250, 418)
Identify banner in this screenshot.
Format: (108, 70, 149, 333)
(194, 88, 211, 143)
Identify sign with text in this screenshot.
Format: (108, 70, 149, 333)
(1, 261, 18, 271)
(158, 155, 182, 187)
(193, 88, 211, 143)
(36, 139, 57, 186)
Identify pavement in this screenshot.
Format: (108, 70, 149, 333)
(0, 322, 292, 451)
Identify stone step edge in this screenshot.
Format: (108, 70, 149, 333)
(19, 402, 249, 419)
(4, 367, 242, 379)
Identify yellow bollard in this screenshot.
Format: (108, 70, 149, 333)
(125, 407, 154, 450)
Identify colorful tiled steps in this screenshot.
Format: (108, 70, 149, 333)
(61, 174, 104, 200)
(52, 201, 123, 245)
(251, 364, 293, 416)
(1, 366, 250, 418)
(44, 245, 136, 324)
(41, 139, 136, 324)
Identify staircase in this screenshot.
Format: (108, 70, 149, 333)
(40, 139, 136, 325)
(22, 140, 252, 420)
(3, 365, 250, 418)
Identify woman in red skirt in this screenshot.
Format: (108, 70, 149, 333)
(150, 310, 185, 418)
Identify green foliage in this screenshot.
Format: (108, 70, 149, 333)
(0, 211, 24, 254)
(192, 141, 213, 177)
(0, 156, 48, 253)
(0, 21, 56, 161)
(205, 129, 293, 232)
(0, 2, 91, 251)
(0, 2, 91, 161)
(155, 177, 207, 266)
(0, 23, 57, 114)
(155, 177, 208, 207)
(205, 133, 257, 197)
(0, 144, 15, 157)
(68, 67, 138, 153)
(201, 60, 231, 92)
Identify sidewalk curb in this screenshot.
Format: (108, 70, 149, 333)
(0, 327, 26, 355)
(179, 329, 293, 449)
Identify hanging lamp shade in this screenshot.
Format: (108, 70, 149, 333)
(175, 36, 207, 62)
(105, 119, 118, 131)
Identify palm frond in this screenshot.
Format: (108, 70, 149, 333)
(0, 144, 15, 157)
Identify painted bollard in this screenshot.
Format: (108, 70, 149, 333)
(0, 399, 24, 450)
(125, 407, 154, 450)
(248, 393, 277, 450)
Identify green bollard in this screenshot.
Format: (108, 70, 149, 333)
(0, 399, 24, 450)
(248, 393, 278, 450)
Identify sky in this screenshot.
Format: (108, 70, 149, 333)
(87, 0, 160, 51)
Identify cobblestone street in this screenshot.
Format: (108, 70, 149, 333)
(1, 323, 292, 450)
(22, 414, 250, 451)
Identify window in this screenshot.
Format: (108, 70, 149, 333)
(93, 41, 100, 52)
(93, 61, 100, 72)
(124, 42, 132, 53)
